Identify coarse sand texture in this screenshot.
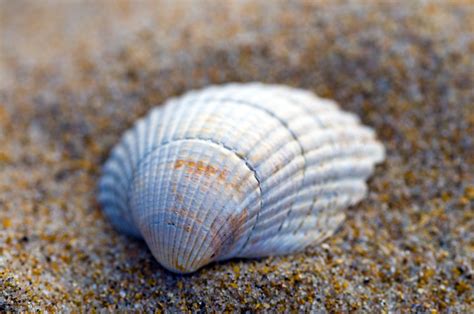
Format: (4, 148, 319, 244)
(0, 1, 472, 312)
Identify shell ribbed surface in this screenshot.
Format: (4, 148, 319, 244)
(98, 83, 385, 273)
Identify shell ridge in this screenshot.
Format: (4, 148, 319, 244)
(125, 98, 268, 260)
(254, 178, 363, 227)
(232, 95, 383, 255)
(302, 181, 366, 223)
(150, 142, 166, 266)
(164, 99, 214, 269)
(268, 91, 377, 243)
(146, 102, 188, 266)
(172, 93, 281, 260)
(182, 105, 249, 269)
(99, 105, 171, 236)
(213, 131, 378, 221)
(155, 143, 176, 268)
(168, 98, 233, 266)
(240, 179, 366, 256)
(243, 157, 376, 238)
(104, 148, 130, 191)
(204, 97, 307, 256)
(150, 105, 180, 266)
(181, 88, 276, 259)
(130, 139, 257, 272)
(99, 167, 128, 214)
(181, 145, 227, 269)
(269, 91, 338, 238)
(272, 91, 326, 129)
(283, 186, 357, 253)
(165, 100, 205, 269)
(128, 137, 264, 266)
(101, 150, 136, 234)
(173, 102, 227, 270)
(141, 108, 164, 256)
(186, 157, 249, 269)
(103, 156, 130, 194)
(187, 141, 268, 266)
(178, 133, 264, 268)
(115, 119, 157, 234)
(129, 119, 147, 233)
(235, 175, 368, 256)
(157, 98, 250, 269)
(173, 144, 209, 270)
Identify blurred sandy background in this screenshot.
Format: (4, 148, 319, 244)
(0, 0, 473, 312)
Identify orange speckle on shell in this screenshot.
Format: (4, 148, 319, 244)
(174, 159, 224, 179)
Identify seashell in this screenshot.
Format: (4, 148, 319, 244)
(98, 83, 385, 274)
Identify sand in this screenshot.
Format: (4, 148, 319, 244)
(0, 0, 472, 312)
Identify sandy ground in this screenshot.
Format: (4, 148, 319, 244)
(0, 0, 473, 312)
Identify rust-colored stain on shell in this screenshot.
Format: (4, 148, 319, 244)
(171, 260, 187, 273)
(169, 207, 204, 225)
(173, 159, 243, 193)
(210, 207, 249, 258)
(165, 207, 249, 271)
(174, 159, 227, 181)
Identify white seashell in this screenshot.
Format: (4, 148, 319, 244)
(98, 83, 385, 274)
